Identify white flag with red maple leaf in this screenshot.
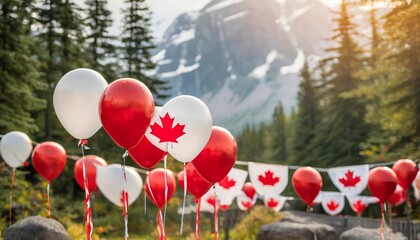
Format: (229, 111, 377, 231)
(327, 165, 369, 196)
(346, 195, 378, 216)
(200, 189, 216, 213)
(321, 191, 345, 216)
(248, 162, 288, 196)
(236, 192, 257, 211)
(263, 195, 287, 212)
(215, 168, 248, 208)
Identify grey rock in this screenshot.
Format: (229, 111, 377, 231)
(339, 226, 407, 240)
(3, 216, 70, 240)
(258, 221, 337, 240)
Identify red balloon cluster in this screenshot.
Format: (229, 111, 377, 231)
(392, 159, 419, 190)
(177, 163, 213, 199)
(129, 136, 166, 170)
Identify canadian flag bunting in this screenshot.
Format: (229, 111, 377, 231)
(248, 162, 288, 196)
(236, 192, 257, 211)
(321, 192, 345, 216)
(327, 165, 369, 196)
(200, 189, 216, 213)
(346, 195, 378, 216)
(313, 191, 323, 204)
(413, 171, 420, 201)
(263, 195, 287, 212)
(215, 168, 248, 207)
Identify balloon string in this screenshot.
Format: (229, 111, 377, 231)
(213, 188, 219, 240)
(380, 203, 385, 240)
(47, 183, 51, 218)
(9, 168, 16, 225)
(157, 209, 166, 240)
(144, 171, 149, 215)
(80, 140, 93, 240)
(163, 143, 168, 226)
(121, 150, 129, 240)
(180, 163, 187, 234)
(195, 198, 201, 240)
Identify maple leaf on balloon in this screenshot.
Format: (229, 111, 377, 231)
(150, 113, 186, 143)
(267, 198, 279, 208)
(206, 196, 216, 206)
(241, 201, 252, 210)
(338, 170, 361, 187)
(219, 176, 236, 190)
(258, 170, 280, 186)
(352, 200, 366, 213)
(326, 200, 339, 211)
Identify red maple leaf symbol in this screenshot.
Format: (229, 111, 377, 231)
(219, 176, 236, 190)
(326, 200, 339, 211)
(220, 205, 229, 211)
(258, 170, 280, 186)
(267, 198, 279, 208)
(352, 200, 366, 213)
(206, 196, 215, 206)
(241, 200, 252, 210)
(150, 113, 186, 143)
(338, 170, 361, 187)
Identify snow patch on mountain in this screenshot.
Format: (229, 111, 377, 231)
(171, 29, 195, 45)
(205, 0, 244, 13)
(223, 11, 249, 22)
(280, 49, 305, 75)
(250, 50, 278, 80)
(160, 59, 199, 78)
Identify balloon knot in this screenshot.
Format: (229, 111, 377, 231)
(78, 139, 88, 146)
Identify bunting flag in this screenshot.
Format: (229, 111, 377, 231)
(327, 165, 369, 196)
(313, 191, 323, 204)
(236, 192, 257, 211)
(321, 192, 345, 216)
(200, 189, 216, 213)
(263, 195, 287, 212)
(346, 195, 378, 216)
(248, 162, 288, 196)
(413, 171, 420, 201)
(214, 168, 248, 207)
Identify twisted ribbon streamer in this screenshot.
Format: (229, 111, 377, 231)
(79, 139, 93, 240)
(9, 168, 15, 225)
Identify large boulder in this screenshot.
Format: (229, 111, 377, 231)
(339, 227, 407, 240)
(3, 216, 70, 240)
(258, 221, 337, 240)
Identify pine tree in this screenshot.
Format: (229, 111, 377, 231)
(380, 1, 420, 158)
(309, 0, 368, 166)
(35, 0, 89, 140)
(290, 60, 320, 165)
(0, 0, 46, 134)
(264, 102, 287, 163)
(85, 0, 120, 81)
(121, 0, 168, 98)
(237, 124, 265, 162)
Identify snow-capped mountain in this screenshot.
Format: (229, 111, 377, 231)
(153, 0, 333, 134)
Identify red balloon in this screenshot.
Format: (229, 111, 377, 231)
(292, 167, 322, 206)
(177, 163, 213, 199)
(392, 159, 419, 190)
(74, 155, 107, 192)
(99, 78, 155, 149)
(243, 182, 256, 199)
(145, 168, 176, 209)
(32, 141, 67, 182)
(388, 185, 407, 206)
(129, 136, 166, 170)
(192, 126, 237, 183)
(368, 167, 397, 204)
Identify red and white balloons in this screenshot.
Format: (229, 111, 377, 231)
(368, 167, 397, 204)
(53, 68, 108, 140)
(74, 155, 107, 192)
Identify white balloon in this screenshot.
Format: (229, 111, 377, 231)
(146, 95, 212, 162)
(96, 164, 143, 207)
(53, 68, 108, 140)
(0, 131, 33, 168)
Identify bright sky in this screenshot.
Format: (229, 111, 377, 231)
(102, 0, 340, 41)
